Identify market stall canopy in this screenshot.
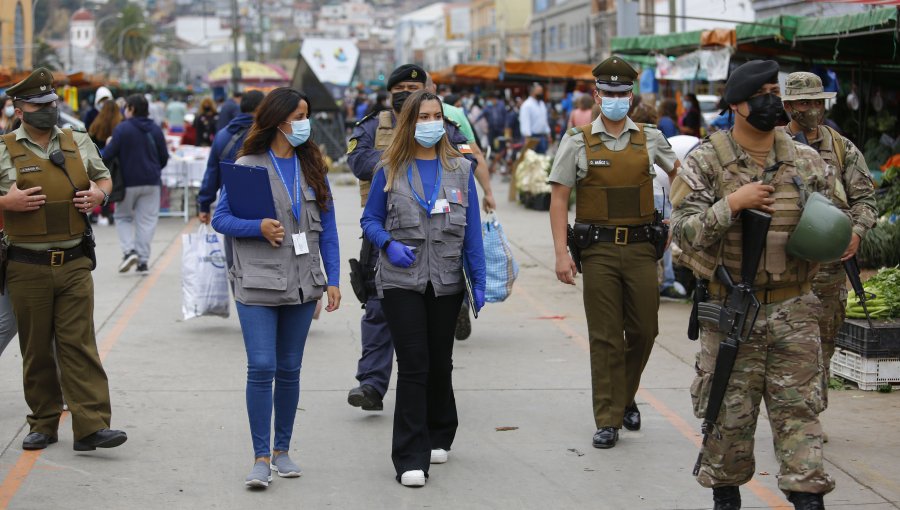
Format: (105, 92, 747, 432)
(432, 61, 595, 84)
(207, 61, 291, 85)
(503, 61, 595, 81)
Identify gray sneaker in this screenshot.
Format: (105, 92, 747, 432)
(271, 452, 302, 478)
(245, 461, 273, 488)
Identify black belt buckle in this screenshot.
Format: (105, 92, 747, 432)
(614, 227, 629, 246)
(49, 250, 64, 267)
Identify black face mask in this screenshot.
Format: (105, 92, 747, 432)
(744, 94, 784, 132)
(23, 107, 59, 130)
(392, 91, 412, 113)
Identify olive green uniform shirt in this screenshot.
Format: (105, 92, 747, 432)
(549, 116, 678, 188)
(0, 125, 111, 249)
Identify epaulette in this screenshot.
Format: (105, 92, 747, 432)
(69, 125, 87, 133)
(642, 123, 658, 130)
(444, 117, 461, 129)
(355, 110, 380, 127)
(569, 127, 582, 136)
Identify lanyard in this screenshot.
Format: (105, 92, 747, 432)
(407, 160, 442, 217)
(268, 149, 301, 220)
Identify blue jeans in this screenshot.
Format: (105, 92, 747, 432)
(236, 301, 316, 458)
(654, 191, 675, 290)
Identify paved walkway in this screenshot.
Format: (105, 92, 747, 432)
(0, 177, 897, 509)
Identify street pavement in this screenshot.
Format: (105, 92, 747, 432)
(0, 176, 898, 510)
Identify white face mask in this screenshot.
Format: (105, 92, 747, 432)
(3, 106, 14, 118)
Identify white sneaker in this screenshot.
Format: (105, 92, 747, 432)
(97, 216, 109, 226)
(430, 449, 448, 464)
(400, 469, 426, 487)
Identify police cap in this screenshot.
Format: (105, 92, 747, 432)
(387, 64, 427, 90)
(723, 60, 779, 106)
(6, 67, 59, 104)
(592, 56, 637, 92)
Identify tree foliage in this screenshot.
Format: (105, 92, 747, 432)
(99, 3, 152, 65)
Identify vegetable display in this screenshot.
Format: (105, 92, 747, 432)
(847, 266, 900, 320)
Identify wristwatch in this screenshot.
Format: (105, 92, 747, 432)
(100, 188, 110, 207)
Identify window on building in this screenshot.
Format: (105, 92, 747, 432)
(549, 26, 556, 51)
(532, 31, 540, 56)
(559, 24, 566, 50)
(14, 2, 24, 67)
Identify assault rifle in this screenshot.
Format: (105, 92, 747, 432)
(692, 208, 771, 476)
(844, 255, 877, 332)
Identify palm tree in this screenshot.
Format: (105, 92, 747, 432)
(100, 3, 151, 80)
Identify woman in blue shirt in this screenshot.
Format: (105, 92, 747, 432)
(361, 90, 486, 488)
(211, 88, 341, 488)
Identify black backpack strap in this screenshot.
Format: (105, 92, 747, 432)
(220, 126, 251, 162)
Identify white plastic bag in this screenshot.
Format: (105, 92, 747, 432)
(182, 224, 230, 320)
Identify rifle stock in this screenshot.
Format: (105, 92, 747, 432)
(693, 209, 771, 476)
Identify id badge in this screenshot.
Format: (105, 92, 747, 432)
(431, 198, 451, 215)
(292, 232, 309, 255)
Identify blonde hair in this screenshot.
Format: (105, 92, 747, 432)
(380, 90, 464, 191)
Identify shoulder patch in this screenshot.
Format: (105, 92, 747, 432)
(347, 138, 358, 154)
(457, 143, 473, 154)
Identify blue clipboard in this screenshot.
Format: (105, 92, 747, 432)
(220, 162, 277, 221)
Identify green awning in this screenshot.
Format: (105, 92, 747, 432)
(797, 7, 897, 38)
(611, 30, 704, 55)
(735, 15, 799, 43)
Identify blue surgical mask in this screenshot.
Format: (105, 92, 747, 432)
(3, 106, 14, 118)
(600, 97, 630, 121)
(414, 120, 445, 148)
(280, 119, 311, 147)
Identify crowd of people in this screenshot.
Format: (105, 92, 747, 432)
(0, 50, 878, 509)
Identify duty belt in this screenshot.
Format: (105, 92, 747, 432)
(708, 281, 812, 305)
(580, 224, 653, 245)
(8, 245, 84, 267)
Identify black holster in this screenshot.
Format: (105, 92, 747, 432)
(567, 223, 592, 273)
(650, 210, 668, 261)
(348, 237, 374, 306)
(688, 278, 708, 340)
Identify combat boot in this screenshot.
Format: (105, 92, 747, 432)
(712, 486, 741, 510)
(788, 492, 825, 510)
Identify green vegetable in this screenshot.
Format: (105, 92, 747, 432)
(847, 266, 900, 319)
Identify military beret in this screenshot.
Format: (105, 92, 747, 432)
(6, 67, 58, 104)
(723, 60, 779, 105)
(592, 56, 637, 92)
(387, 64, 427, 90)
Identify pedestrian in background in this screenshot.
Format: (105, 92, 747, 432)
(211, 87, 341, 489)
(166, 96, 187, 133)
(361, 89, 486, 488)
(216, 91, 242, 131)
(1, 96, 17, 134)
(679, 93, 702, 137)
(88, 99, 122, 226)
(102, 94, 168, 274)
(568, 94, 594, 130)
(657, 99, 679, 138)
(518, 83, 551, 154)
(193, 97, 219, 147)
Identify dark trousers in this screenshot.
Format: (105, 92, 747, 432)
(7, 257, 112, 440)
(381, 283, 463, 476)
(355, 298, 394, 397)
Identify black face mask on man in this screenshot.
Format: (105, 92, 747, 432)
(392, 91, 413, 113)
(743, 94, 784, 132)
(23, 107, 59, 130)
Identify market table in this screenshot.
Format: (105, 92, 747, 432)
(160, 144, 209, 222)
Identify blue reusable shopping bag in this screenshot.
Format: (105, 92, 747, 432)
(482, 213, 518, 303)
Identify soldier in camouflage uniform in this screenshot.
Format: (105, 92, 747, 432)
(781, 72, 878, 383)
(671, 61, 847, 510)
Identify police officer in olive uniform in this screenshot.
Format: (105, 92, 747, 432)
(549, 57, 678, 449)
(0, 68, 127, 452)
(671, 61, 844, 510)
(346, 64, 475, 412)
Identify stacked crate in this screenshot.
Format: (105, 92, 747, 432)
(831, 319, 900, 390)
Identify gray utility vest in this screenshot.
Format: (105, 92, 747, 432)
(229, 153, 327, 306)
(376, 157, 471, 297)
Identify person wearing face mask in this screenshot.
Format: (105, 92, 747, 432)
(670, 60, 848, 510)
(360, 89, 485, 487)
(549, 56, 679, 450)
(0, 68, 127, 453)
(1, 96, 18, 134)
(345, 64, 477, 415)
(101, 94, 169, 274)
(781, 72, 877, 403)
(211, 87, 341, 488)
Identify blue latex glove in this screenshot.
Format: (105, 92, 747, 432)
(474, 288, 485, 312)
(386, 241, 416, 268)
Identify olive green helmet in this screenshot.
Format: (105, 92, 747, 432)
(787, 192, 851, 262)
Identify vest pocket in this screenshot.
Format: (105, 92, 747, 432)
(240, 260, 288, 291)
(765, 231, 788, 275)
(306, 206, 323, 232)
(4, 208, 48, 237)
(576, 185, 609, 221)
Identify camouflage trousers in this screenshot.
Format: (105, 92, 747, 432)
(690, 291, 835, 496)
(812, 280, 848, 370)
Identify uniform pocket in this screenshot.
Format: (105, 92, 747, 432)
(690, 365, 713, 420)
(240, 260, 287, 291)
(765, 231, 788, 275)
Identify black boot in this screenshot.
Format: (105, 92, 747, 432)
(788, 492, 825, 510)
(712, 486, 741, 510)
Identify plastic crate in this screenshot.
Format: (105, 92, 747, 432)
(835, 319, 900, 357)
(831, 347, 900, 391)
